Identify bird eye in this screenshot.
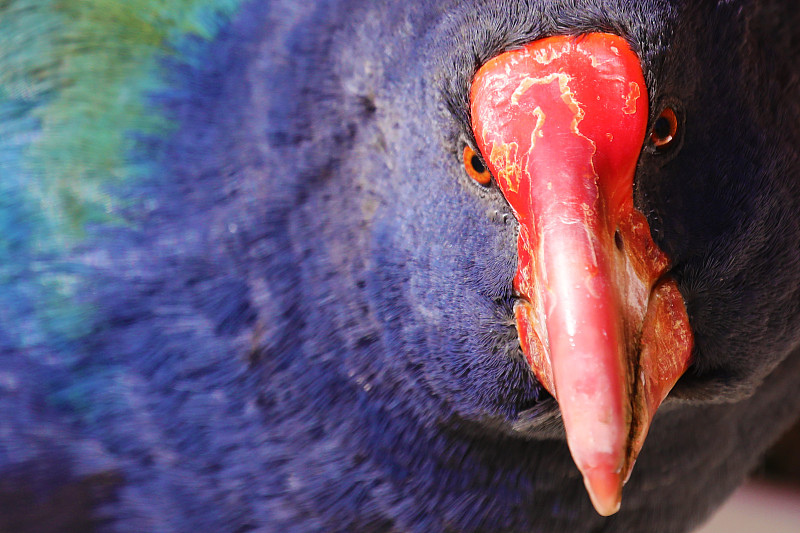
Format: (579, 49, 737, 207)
(463, 145, 492, 185)
(650, 107, 679, 149)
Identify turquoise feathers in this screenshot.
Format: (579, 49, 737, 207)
(0, 0, 243, 344)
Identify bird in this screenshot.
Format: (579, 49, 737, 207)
(1, 0, 799, 531)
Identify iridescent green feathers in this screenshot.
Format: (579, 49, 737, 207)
(0, 0, 243, 241)
(0, 0, 243, 344)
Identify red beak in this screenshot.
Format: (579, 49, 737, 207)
(470, 34, 694, 515)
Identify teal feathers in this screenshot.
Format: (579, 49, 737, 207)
(0, 0, 243, 345)
(1, 0, 243, 238)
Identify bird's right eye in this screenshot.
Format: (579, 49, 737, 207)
(650, 107, 679, 150)
(463, 145, 492, 185)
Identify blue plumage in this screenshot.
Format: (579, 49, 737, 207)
(2, 1, 800, 531)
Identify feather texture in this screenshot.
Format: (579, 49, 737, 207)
(1, 1, 799, 531)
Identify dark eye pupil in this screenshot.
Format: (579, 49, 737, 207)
(470, 155, 486, 174)
(653, 116, 671, 139)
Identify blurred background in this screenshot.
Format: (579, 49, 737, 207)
(699, 419, 800, 532)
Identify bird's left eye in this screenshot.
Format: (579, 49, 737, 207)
(650, 107, 679, 149)
(463, 145, 492, 185)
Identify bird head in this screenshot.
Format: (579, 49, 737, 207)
(271, 0, 800, 526)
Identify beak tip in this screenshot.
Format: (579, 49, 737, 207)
(582, 468, 624, 516)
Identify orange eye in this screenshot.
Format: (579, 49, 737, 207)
(463, 145, 491, 185)
(650, 107, 679, 149)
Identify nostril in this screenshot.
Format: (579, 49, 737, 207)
(614, 229, 623, 251)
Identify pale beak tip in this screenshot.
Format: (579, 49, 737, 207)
(582, 468, 624, 516)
